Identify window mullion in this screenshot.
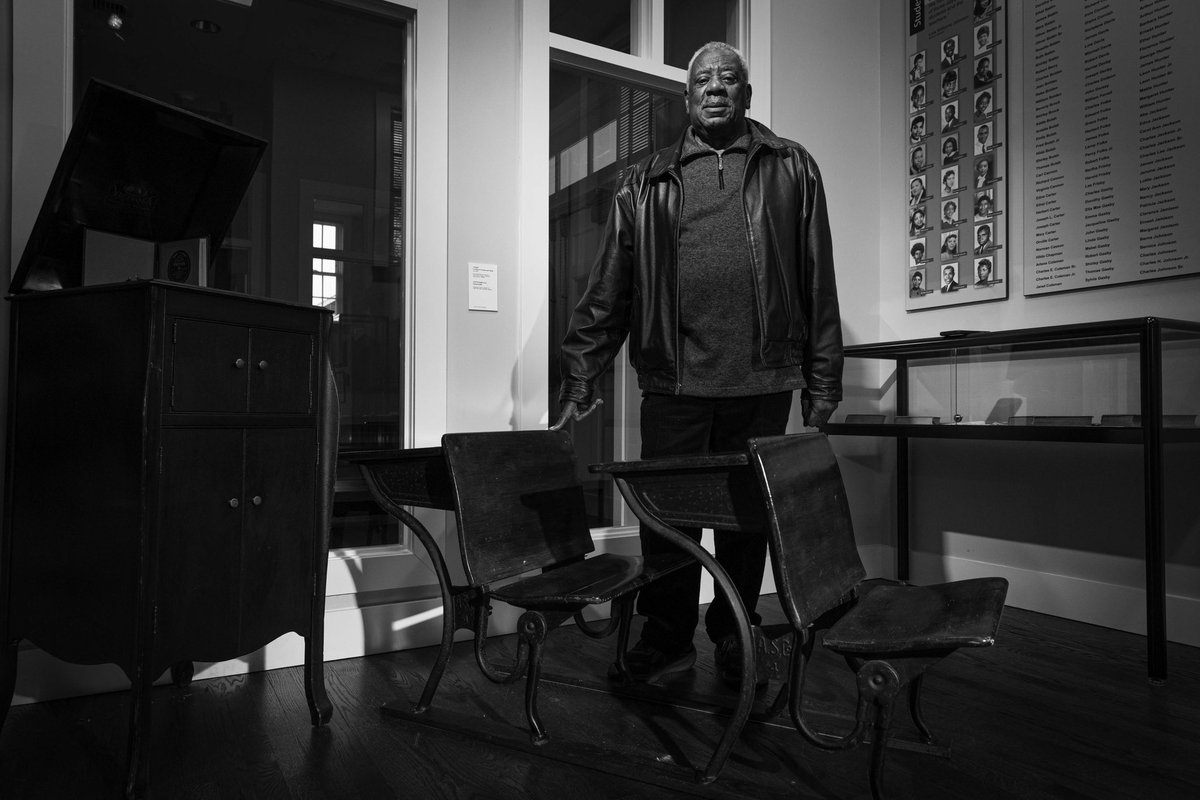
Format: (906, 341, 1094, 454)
(632, 0, 664, 63)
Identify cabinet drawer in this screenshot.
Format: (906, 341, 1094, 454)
(168, 319, 314, 414)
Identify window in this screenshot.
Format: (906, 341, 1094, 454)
(550, 0, 632, 53)
(72, 0, 410, 547)
(312, 223, 342, 312)
(665, 0, 739, 69)
(548, 69, 686, 526)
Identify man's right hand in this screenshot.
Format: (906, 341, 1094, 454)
(549, 398, 603, 430)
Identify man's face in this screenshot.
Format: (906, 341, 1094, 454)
(686, 46, 752, 144)
(945, 106, 955, 122)
(944, 41, 955, 58)
(978, 227, 991, 245)
(943, 267, 955, 283)
(978, 126, 989, 144)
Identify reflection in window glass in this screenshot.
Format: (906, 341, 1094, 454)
(550, 0, 631, 53)
(73, 0, 409, 548)
(549, 66, 686, 526)
(312, 223, 341, 313)
(665, 0, 737, 70)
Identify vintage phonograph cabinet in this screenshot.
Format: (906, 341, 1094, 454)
(1, 81, 337, 797)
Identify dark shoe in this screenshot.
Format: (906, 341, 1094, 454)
(713, 634, 769, 688)
(609, 640, 696, 683)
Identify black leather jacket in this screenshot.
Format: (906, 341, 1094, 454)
(558, 119, 843, 406)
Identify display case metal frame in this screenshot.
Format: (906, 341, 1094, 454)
(822, 316, 1200, 683)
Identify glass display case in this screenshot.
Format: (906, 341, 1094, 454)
(823, 317, 1200, 682)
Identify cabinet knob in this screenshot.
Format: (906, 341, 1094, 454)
(257, 360, 269, 370)
(234, 358, 246, 369)
(228, 498, 240, 508)
(252, 495, 263, 506)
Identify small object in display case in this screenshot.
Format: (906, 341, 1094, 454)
(1101, 414, 1199, 428)
(895, 415, 941, 425)
(1008, 415, 1094, 426)
(984, 397, 1023, 423)
(845, 413, 887, 424)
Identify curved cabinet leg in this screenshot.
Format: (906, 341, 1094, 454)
(123, 672, 153, 800)
(306, 354, 337, 728)
(0, 639, 17, 732)
(169, 661, 194, 688)
(305, 635, 334, 726)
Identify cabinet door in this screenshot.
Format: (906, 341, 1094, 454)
(156, 428, 246, 666)
(238, 428, 317, 651)
(248, 328, 315, 414)
(167, 319, 251, 413)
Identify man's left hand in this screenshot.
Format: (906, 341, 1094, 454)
(801, 395, 838, 428)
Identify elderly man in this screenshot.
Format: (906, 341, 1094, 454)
(554, 41, 843, 685)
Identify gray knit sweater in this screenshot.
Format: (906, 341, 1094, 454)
(675, 128, 806, 397)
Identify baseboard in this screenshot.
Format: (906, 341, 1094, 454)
(904, 549, 1200, 648)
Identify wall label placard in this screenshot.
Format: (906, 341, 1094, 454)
(468, 261, 498, 312)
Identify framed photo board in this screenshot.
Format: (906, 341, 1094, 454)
(905, 0, 1007, 310)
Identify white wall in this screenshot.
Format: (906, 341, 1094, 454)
(444, 0, 530, 434)
(768, 0, 894, 574)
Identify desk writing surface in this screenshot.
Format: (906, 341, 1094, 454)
(590, 452, 764, 532)
(341, 447, 454, 510)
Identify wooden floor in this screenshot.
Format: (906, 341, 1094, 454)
(2, 599, 1198, 800)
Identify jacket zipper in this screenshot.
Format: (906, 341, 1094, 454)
(673, 167, 684, 394)
(717, 150, 725, 189)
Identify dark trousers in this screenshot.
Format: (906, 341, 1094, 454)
(635, 391, 793, 652)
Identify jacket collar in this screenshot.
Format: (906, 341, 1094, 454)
(646, 118, 788, 179)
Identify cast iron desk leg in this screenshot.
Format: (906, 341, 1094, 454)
(359, 472, 459, 712)
(614, 476, 755, 785)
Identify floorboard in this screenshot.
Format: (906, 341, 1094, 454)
(1, 599, 1197, 799)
